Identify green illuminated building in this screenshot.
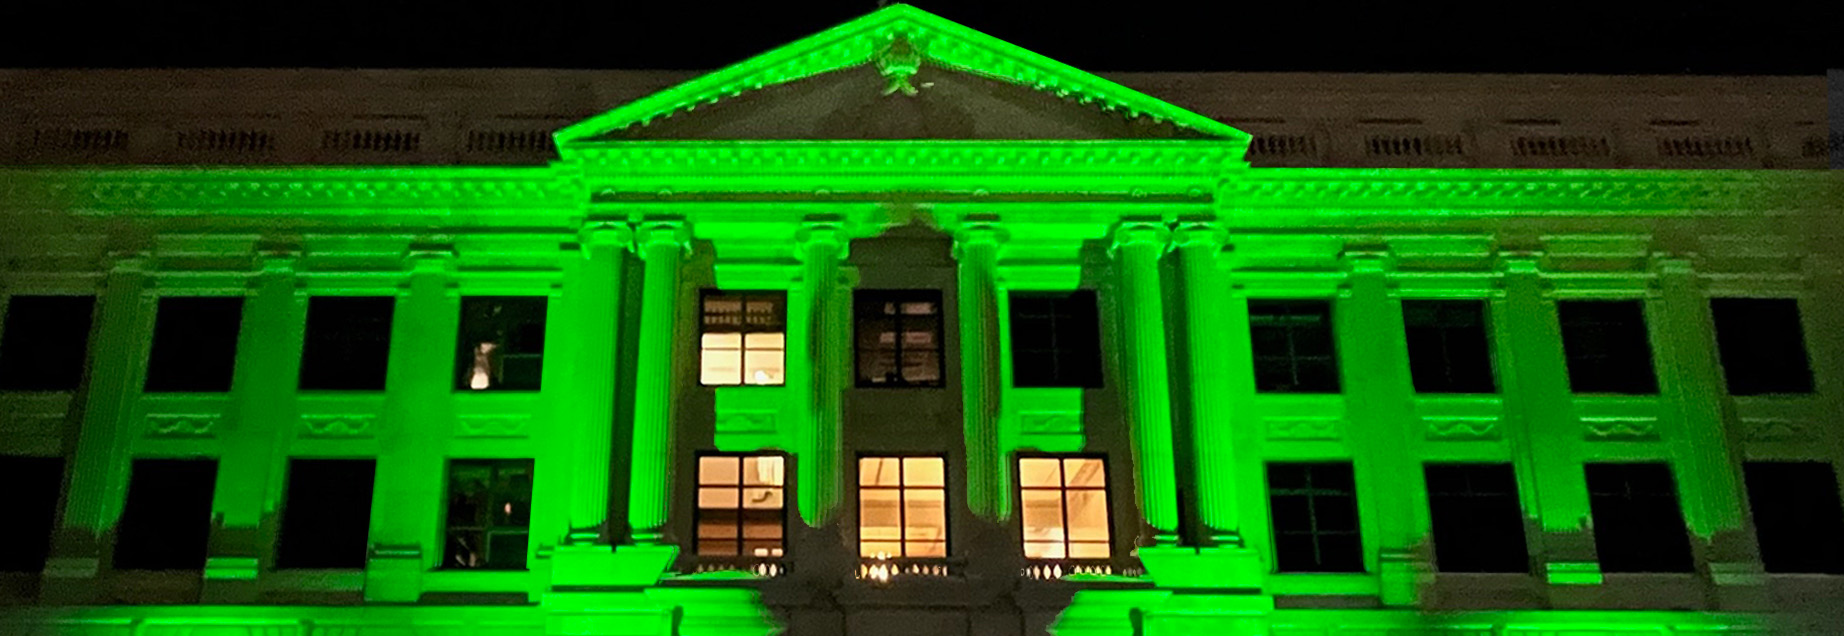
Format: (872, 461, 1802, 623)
(1, 5, 1841, 635)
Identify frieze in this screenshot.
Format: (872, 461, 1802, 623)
(301, 414, 377, 438)
(1222, 171, 1835, 212)
(716, 412, 777, 435)
(145, 414, 220, 438)
(456, 414, 532, 438)
(1583, 417, 1660, 441)
(1740, 418, 1813, 442)
(1424, 417, 1500, 441)
(1265, 417, 1341, 441)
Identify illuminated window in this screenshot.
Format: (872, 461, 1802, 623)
(455, 296, 547, 391)
(276, 459, 375, 569)
(0, 295, 95, 391)
(854, 290, 944, 387)
(1744, 461, 1844, 574)
(300, 296, 394, 391)
(695, 454, 787, 558)
(443, 459, 533, 570)
(859, 456, 947, 558)
(1404, 300, 1496, 394)
(144, 297, 243, 392)
(1249, 300, 1340, 393)
(1018, 457, 1112, 560)
(1585, 463, 1692, 573)
(1558, 300, 1657, 394)
(114, 458, 217, 570)
(700, 291, 786, 386)
(1009, 291, 1103, 388)
(1711, 298, 1814, 395)
(1425, 463, 1528, 573)
(1267, 462, 1363, 572)
(0, 456, 62, 572)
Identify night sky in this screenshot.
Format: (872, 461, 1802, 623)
(1, 0, 1838, 74)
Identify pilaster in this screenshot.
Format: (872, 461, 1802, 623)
(1334, 251, 1428, 606)
(203, 253, 304, 602)
(42, 254, 149, 602)
(366, 248, 459, 602)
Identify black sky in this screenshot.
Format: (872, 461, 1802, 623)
(2, 0, 1838, 74)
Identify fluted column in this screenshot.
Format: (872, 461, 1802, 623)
(1173, 223, 1243, 545)
(795, 223, 848, 526)
(954, 224, 1005, 520)
(1497, 255, 1598, 588)
(627, 221, 689, 544)
(568, 224, 632, 543)
(1112, 222, 1179, 545)
(44, 255, 148, 597)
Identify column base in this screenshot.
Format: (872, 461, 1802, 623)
(1708, 561, 1771, 610)
(1136, 545, 1264, 591)
(36, 556, 100, 604)
(201, 555, 260, 603)
(364, 545, 425, 603)
(1377, 550, 1431, 607)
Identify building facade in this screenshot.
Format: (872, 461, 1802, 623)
(0, 5, 1841, 635)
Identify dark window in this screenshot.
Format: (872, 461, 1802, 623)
(854, 290, 944, 387)
(1018, 456, 1113, 560)
(0, 456, 64, 572)
(1743, 462, 1844, 574)
(443, 459, 533, 570)
(1425, 463, 1529, 573)
(1009, 291, 1103, 388)
(1267, 462, 1363, 572)
(695, 455, 787, 558)
(1711, 298, 1814, 395)
(1585, 463, 1694, 573)
(276, 459, 376, 569)
(113, 459, 216, 570)
(143, 297, 243, 392)
(299, 297, 394, 391)
(700, 291, 787, 386)
(1249, 300, 1340, 393)
(0, 296, 95, 391)
(455, 297, 547, 391)
(1558, 300, 1657, 394)
(1404, 300, 1496, 394)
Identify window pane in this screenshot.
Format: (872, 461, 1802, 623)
(1425, 463, 1529, 573)
(1019, 458, 1061, 488)
(114, 459, 218, 570)
(1558, 300, 1657, 394)
(1712, 298, 1815, 395)
(903, 488, 948, 543)
(1021, 489, 1066, 544)
(1063, 458, 1107, 488)
(699, 487, 739, 509)
(276, 459, 376, 569)
(742, 349, 784, 385)
(859, 489, 903, 541)
(145, 297, 244, 392)
(742, 456, 784, 486)
(1404, 300, 1496, 394)
(904, 457, 945, 487)
(0, 457, 63, 572)
(1248, 300, 1340, 393)
(300, 296, 394, 391)
(1024, 542, 1065, 559)
(1068, 543, 1112, 559)
(854, 291, 945, 387)
(701, 347, 743, 385)
(699, 456, 740, 486)
(1267, 462, 1364, 573)
(443, 459, 534, 570)
(742, 487, 783, 510)
(905, 541, 947, 558)
(1744, 462, 1844, 574)
(0, 295, 95, 391)
(861, 540, 902, 559)
(860, 457, 902, 487)
(454, 296, 547, 391)
(1585, 463, 1693, 573)
(1008, 291, 1103, 388)
(698, 512, 738, 538)
(1064, 490, 1111, 543)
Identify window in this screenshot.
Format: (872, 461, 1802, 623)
(443, 459, 533, 570)
(1404, 300, 1496, 394)
(1558, 300, 1657, 394)
(1743, 462, 1844, 574)
(700, 291, 786, 386)
(1248, 300, 1340, 393)
(0, 295, 95, 391)
(859, 456, 947, 558)
(695, 455, 787, 558)
(455, 297, 547, 391)
(1018, 457, 1112, 560)
(1009, 291, 1102, 388)
(143, 297, 243, 392)
(854, 290, 944, 387)
(1711, 298, 1814, 395)
(276, 459, 376, 569)
(1267, 462, 1363, 572)
(1425, 463, 1529, 573)
(1585, 463, 1693, 573)
(0, 457, 63, 572)
(113, 459, 217, 570)
(299, 296, 394, 391)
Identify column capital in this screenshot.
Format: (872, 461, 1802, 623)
(1172, 222, 1228, 250)
(402, 244, 456, 275)
(796, 222, 850, 261)
(1109, 221, 1171, 256)
(951, 222, 1008, 246)
(1495, 251, 1545, 276)
(579, 222, 635, 251)
(1648, 252, 1698, 278)
(635, 220, 692, 259)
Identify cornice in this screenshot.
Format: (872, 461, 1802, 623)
(1222, 169, 1843, 213)
(0, 167, 571, 211)
(568, 141, 1243, 176)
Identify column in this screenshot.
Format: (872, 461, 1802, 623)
(953, 224, 1005, 521)
(1335, 252, 1426, 606)
(627, 221, 689, 544)
(1496, 256, 1599, 590)
(794, 223, 847, 527)
(204, 254, 304, 602)
(1111, 223, 1179, 544)
(367, 250, 458, 602)
(1173, 222, 1243, 546)
(1649, 257, 1759, 596)
(43, 255, 148, 600)
(567, 224, 632, 543)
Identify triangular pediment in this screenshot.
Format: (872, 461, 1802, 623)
(555, 5, 1248, 143)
